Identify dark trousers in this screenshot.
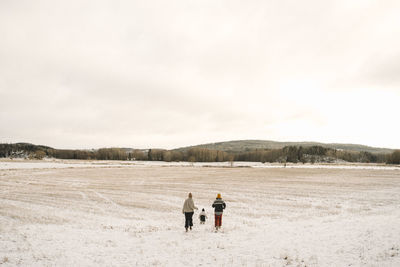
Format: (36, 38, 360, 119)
(215, 214, 222, 227)
(184, 212, 194, 228)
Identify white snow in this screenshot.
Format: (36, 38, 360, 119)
(1, 158, 399, 170)
(1, 160, 400, 266)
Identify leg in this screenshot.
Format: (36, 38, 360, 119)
(189, 212, 194, 229)
(184, 212, 190, 230)
(215, 214, 222, 229)
(215, 214, 222, 228)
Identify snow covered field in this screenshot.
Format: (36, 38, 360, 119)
(1, 160, 400, 266)
(1, 158, 399, 170)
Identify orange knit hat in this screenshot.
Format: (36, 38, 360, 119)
(217, 193, 221, 198)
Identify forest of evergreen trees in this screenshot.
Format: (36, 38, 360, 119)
(1, 143, 399, 164)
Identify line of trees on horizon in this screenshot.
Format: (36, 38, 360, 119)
(1, 143, 400, 164)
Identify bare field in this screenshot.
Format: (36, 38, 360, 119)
(1, 164, 400, 266)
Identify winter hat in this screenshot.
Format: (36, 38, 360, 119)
(217, 193, 221, 198)
(202, 208, 205, 211)
(188, 192, 192, 198)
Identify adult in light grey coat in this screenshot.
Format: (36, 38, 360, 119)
(182, 192, 198, 232)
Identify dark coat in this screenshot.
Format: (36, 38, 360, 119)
(212, 198, 226, 214)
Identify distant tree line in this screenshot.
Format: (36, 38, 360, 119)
(0, 143, 50, 159)
(387, 150, 400, 164)
(1, 143, 399, 164)
(233, 146, 389, 164)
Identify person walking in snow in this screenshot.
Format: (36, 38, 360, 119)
(212, 193, 226, 231)
(182, 192, 198, 232)
(199, 208, 208, 224)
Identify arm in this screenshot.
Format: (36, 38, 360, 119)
(223, 201, 226, 209)
(189, 199, 198, 210)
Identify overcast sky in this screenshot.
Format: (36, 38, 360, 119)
(1, 0, 399, 149)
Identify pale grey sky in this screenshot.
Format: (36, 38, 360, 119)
(1, 0, 399, 149)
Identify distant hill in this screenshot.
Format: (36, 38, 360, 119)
(1, 140, 395, 159)
(174, 140, 394, 154)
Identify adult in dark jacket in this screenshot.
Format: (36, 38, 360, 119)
(182, 192, 198, 232)
(212, 193, 226, 230)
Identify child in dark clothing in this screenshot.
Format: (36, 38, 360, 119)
(199, 208, 208, 224)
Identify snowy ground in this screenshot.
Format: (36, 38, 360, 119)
(1, 160, 400, 266)
(1, 158, 399, 170)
